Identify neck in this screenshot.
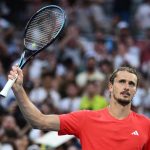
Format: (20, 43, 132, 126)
(108, 100, 131, 120)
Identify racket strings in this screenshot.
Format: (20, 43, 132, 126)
(27, 12, 62, 46)
(25, 8, 64, 50)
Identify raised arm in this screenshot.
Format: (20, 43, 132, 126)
(9, 65, 60, 131)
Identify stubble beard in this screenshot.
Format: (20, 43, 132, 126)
(113, 93, 132, 106)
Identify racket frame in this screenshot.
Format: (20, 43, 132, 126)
(0, 5, 66, 97)
(20, 5, 66, 69)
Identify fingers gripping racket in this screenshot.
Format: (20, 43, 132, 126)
(0, 5, 66, 97)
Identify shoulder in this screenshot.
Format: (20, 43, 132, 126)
(132, 112, 150, 125)
(60, 109, 105, 117)
(59, 108, 107, 122)
(80, 108, 107, 119)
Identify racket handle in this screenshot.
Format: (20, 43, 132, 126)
(0, 76, 17, 98)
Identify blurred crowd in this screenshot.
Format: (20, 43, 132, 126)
(0, 0, 150, 150)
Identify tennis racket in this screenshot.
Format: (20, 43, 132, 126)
(0, 5, 66, 97)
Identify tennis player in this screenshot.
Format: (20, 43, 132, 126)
(9, 65, 150, 150)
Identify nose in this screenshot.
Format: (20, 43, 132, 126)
(124, 83, 130, 90)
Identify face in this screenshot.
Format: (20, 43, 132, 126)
(86, 82, 98, 96)
(109, 71, 137, 106)
(67, 84, 78, 97)
(2, 116, 17, 129)
(43, 76, 51, 89)
(87, 58, 96, 71)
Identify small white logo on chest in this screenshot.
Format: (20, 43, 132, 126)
(131, 130, 139, 136)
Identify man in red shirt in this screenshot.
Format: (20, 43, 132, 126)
(9, 66, 150, 150)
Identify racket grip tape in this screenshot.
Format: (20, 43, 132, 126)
(0, 75, 18, 98)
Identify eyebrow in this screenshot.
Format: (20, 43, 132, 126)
(118, 79, 136, 86)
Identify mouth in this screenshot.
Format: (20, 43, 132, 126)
(120, 91, 130, 97)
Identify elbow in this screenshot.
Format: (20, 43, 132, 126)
(26, 114, 45, 130)
(29, 122, 45, 130)
(31, 124, 39, 129)
(27, 121, 40, 129)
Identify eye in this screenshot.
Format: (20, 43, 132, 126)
(129, 81, 136, 87)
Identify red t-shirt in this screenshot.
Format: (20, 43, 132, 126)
(58, 108, 150, 150)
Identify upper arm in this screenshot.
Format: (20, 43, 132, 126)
(58, 111, 87, 137)
(39, 114, 60, 131)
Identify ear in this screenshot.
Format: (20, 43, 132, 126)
(108, 82, 113, 92)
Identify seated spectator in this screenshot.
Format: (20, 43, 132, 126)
(76, 56, 105, 88)
(58, 24, 85, 67)
(0, 114, 22, 150)
(29, 72, 61, 113)
(134, 0, 150, 31)
(125, 36, 140, 68)
(15, 135, 29, 150)
(141, 82, 150, 117)
(0, 141, 17, 150)
(59, 82, 81, 113)
(80, 80, 108, 110)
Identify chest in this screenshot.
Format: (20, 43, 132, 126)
(80, 120, 148, 150)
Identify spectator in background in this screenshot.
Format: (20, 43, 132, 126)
(113, 42, 127, 68)
(116, 21, 131, 43)
(86, 0, 110, 31)
(58, 0, 77, 25)
(84, 29, 112, 63)
(28, 51, 48, 83)
(45, 50, 65, 78)
(140, 41, 150, 75)
(67, 145, 80, 150)
(0, 37, 12, 73)
(58, 24, 85, 67)
(0, 114, 21, 150)
(80, 80, 108, 110)
(0, 61, 7, 89)
(29, 72, 61, 113)
(58, 58, 78, 98)
(141, 81, 150, 117)
(112, 0, 132, 22)
(93, 38, 111, 63)
(76, 56, 105, 88)
(15, 135, 29, 150)
(94, 29, 116, 54)
(0, 141, 18, 150)
(125, 36, 141, 68)
(99, 59, 114, 99)
(131, 76, 147, 112)
(99, 59, 113, 77)
(135, 0, 150, 31)
(73, 1, 94, 34)
(59, 82, 80, 113)
(113, 42, 140, 69)
(135, 27, 150, 80)
(74, 0, 109, 34)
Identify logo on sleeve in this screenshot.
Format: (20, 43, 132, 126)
(131, 130, 139, 136)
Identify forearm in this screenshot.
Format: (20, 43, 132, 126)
(13, 86, 46, 129)
(13, 86, 60, 131)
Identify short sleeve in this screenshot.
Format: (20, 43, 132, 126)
(58, 110, 87, 138)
